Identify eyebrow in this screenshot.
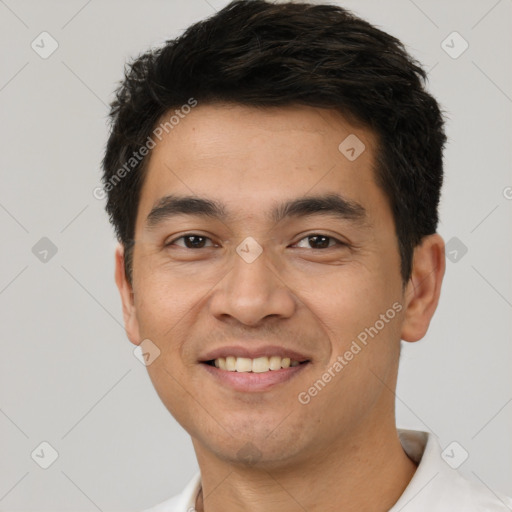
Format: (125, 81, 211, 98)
(145, 193, 368, 229)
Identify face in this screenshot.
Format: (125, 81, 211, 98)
(116, 104, 443, 469)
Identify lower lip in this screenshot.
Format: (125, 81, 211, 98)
(201, 362, 309, 392)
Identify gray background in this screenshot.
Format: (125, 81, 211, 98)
(0, 0, 511, 510)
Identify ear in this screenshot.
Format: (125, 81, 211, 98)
(401, 233, 445, 342)
(114, 243, 141, 346)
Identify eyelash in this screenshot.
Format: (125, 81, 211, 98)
(165, 233, 346, 250)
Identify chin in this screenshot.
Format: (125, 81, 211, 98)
(193, 419, 313, 469)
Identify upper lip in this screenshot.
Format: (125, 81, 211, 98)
(199, 345, 311, 363)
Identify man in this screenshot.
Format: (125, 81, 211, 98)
(101, 1, 512, 510)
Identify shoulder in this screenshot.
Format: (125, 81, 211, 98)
(141, 493, 183, 512)
(394, 429, 512, 511)
(441, 470, 512, 511)
(140, 473, 201, 512)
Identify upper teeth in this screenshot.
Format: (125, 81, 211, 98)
(213, 356, 301, 373)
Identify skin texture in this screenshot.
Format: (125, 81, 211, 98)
(115, 104, 445, 511)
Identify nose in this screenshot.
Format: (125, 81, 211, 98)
(208, 241, 297, 327)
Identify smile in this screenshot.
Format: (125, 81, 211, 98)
(207, 356, 303, 373)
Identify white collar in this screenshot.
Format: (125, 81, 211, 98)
(144, 429, 512, 511)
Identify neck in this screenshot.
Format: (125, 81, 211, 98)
(193, 420, 417, 512)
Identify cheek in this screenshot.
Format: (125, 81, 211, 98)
(307, 266, 394, 333)
(132, 264, 226, 377)
(300, 258, 403, 371)
(132, 271, 194, 363)
(133, 274, 203, 426)
(133, 257, 206, 329)
(131, 242, 230, 332)
(300, 270, 402, 421)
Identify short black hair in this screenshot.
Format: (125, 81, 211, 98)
(102, 0, 446, 285)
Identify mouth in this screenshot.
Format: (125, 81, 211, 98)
(204, 355, 308, 373)
(199, 349, 311, 392)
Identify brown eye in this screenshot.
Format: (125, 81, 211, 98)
(167, 235, 214, 249)
(294, 234, 342, 249)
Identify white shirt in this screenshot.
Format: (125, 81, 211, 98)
(143, 429, 512, 511)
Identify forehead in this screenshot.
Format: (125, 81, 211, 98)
(137, 103, 386, 228)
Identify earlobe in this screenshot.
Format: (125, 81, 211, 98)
(400, 234, 445, 343)
(114, 243, 141, 346)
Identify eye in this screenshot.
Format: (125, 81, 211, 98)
(293, 234, 344, 249)
(166, 234, 215, 249)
